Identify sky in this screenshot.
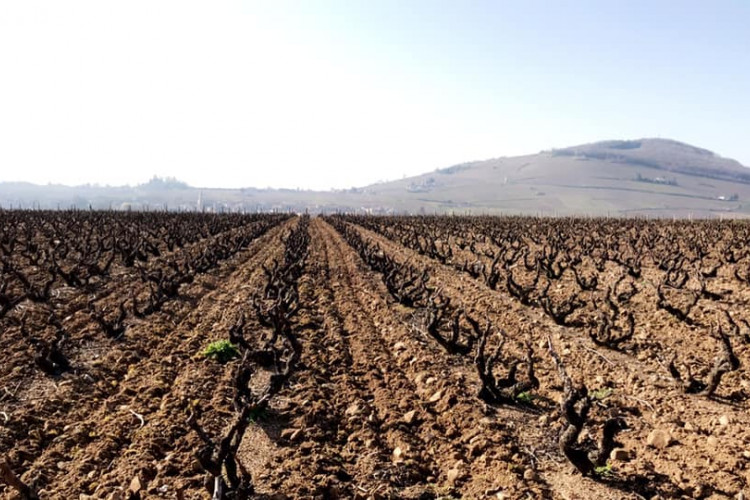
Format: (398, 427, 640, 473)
(1, 1, 749, 190)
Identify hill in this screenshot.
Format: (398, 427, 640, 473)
(350, 138, 750, 217)
(2, 139, 750, 217)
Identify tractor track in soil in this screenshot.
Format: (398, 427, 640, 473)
(244, 219, 539, 499)
(239, 219, 398, 498)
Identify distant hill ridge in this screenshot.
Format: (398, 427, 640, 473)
(2, 138, 750, 217)
(358, 138, 750, 217)
(546, 139, 750, 184)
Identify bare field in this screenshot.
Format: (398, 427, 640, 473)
(1, 212, 749, 499)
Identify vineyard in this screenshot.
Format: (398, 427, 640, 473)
(1, 212, 749, 499)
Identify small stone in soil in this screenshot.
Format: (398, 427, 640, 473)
(523, 468, 540, 481)
(428, 390, 443, 403)
(646, 429, 671, 449)
(402, 410, 418, 424)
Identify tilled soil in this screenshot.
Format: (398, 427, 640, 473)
(2, 216, 750, 499)
(1, 220, 292, 499)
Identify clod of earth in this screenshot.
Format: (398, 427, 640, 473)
(610, 448, 630, 461)
(647, 430, 672, 449)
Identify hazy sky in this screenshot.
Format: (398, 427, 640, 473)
(1, 1, 749, 190)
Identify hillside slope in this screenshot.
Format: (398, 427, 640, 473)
(2, 139, 750, 217)
(352, 139, 750, 217)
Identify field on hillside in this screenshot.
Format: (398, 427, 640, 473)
(1, 212, 749, 499)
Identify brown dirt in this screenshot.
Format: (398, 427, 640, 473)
(1, 218, 293, 499)
(2, 215, 749, 499)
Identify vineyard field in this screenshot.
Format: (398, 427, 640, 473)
(1, 212, 749, 499)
